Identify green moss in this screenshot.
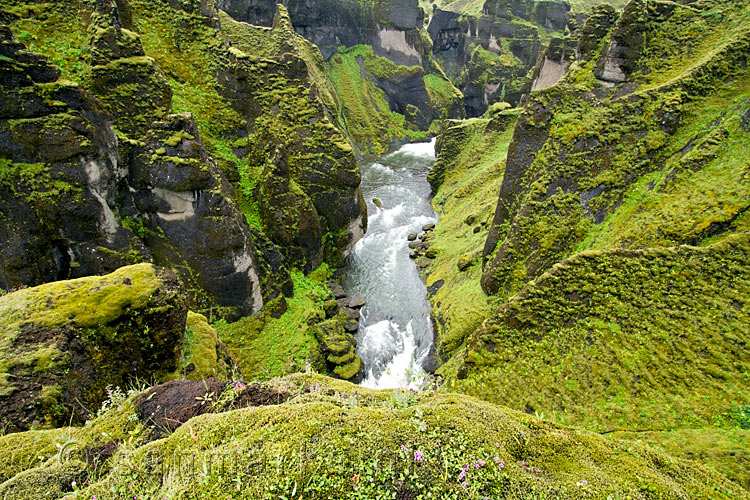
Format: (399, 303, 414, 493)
(214, 266, 331, 379)
(0, 264, 161, 344)
(6, 0, 92, 83)
(0, 159, 81, 205)
(332, 355, 361, 379)
(446, 233, 750, 433)
(612, 428, 750, 489)
(67, 374, 744, 499)
(427, 113, 518, 357)
(173, 311, 232, 380)
(326, 45, 431, 154)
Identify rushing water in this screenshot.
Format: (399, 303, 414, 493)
(342, 140, 437, 389)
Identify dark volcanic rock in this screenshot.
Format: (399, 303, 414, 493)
(218, 0, 428, 66)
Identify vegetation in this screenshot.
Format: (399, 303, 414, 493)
(2, 374, 744, 499)
(214, 266, 332, 380)
(426, 109, 519, 358)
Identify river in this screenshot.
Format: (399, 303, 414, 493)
(342, 139, 437, 389)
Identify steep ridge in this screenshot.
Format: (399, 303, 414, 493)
(421, 0, 750, 487)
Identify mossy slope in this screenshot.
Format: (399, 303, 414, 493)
(444, 233, 750, 432)
(481, 0, 750, 298)
(425, 108, 519, 359)
(4, 374, 742, 499)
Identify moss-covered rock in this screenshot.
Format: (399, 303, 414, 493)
(446, 233, 750, 432)
(0, 264, 187, 431)
(312, 311, 362, 380)
(39, 373, 747, 499)
(174, 311, 236, 380)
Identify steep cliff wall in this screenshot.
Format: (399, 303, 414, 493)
(427, 0, 574, 116)
(1, 0, 370, 320)
(218, 0, 430, 65)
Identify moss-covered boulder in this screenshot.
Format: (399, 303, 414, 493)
(0, 263, 187, 431)
(312, 311, 362, 380)
(31, 373, 745, 499)
(174, 311, 237, 380)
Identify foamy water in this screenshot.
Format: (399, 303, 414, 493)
(342, 139, 437, 389)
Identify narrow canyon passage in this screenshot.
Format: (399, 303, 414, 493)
(342, 140, 437, 389)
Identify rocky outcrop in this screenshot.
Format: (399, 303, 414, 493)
(0, 12, 266, 320)
(217, 7, 368, 268)
(313, 311, 362, 380)
(428, 0, 572, 115)
(217, 0, 429, 66)
(593, 0, 646, 83)
(0, 264, 187, 431)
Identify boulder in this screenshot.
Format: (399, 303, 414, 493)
(407, 232, 418, 241)
(422, 223, 436, 232)
(312, 312, 361, 380)
(347, 296, 366, 309)
(0, 264, 187, 431)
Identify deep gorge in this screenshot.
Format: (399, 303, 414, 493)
(0, 0, 748, 497)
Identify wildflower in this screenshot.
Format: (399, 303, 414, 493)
(414, 450, 424, 462)
(458, 471, 465, 480)
(576, 480, 589, 486)
(461, 482, 468, 488)
(234, 381, 245, 390)
(498, 460, 505, 470)
(495, 442, 500, 447)
(494, 456, 500, 464)
(400, 445, 409, 452)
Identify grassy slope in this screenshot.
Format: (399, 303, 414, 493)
(426, 111, 518, 357)
(326, 45, 431, 155)
(214, 267, 331, 380)
(1, 374, 739, 500)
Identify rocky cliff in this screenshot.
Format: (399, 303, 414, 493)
(427, 0, 574, 116)
(219, 0, 430, 65)
(0, 0, 370, 320)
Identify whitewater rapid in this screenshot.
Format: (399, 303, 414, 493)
(342, 140, 437, 389)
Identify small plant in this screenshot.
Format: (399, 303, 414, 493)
(97, 385, 126, 417)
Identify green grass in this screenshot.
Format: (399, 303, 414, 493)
(214, 266, 332, 380)
(6, 1, 92, 83)
(612, 428, 750, 489)
(443, 233, 750, 433)
(427, 112, 518, 357)
(326, 45, 426, 154)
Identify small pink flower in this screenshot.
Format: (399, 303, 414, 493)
(414, 450, 424, 462)
(461, 481, 468, 488)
